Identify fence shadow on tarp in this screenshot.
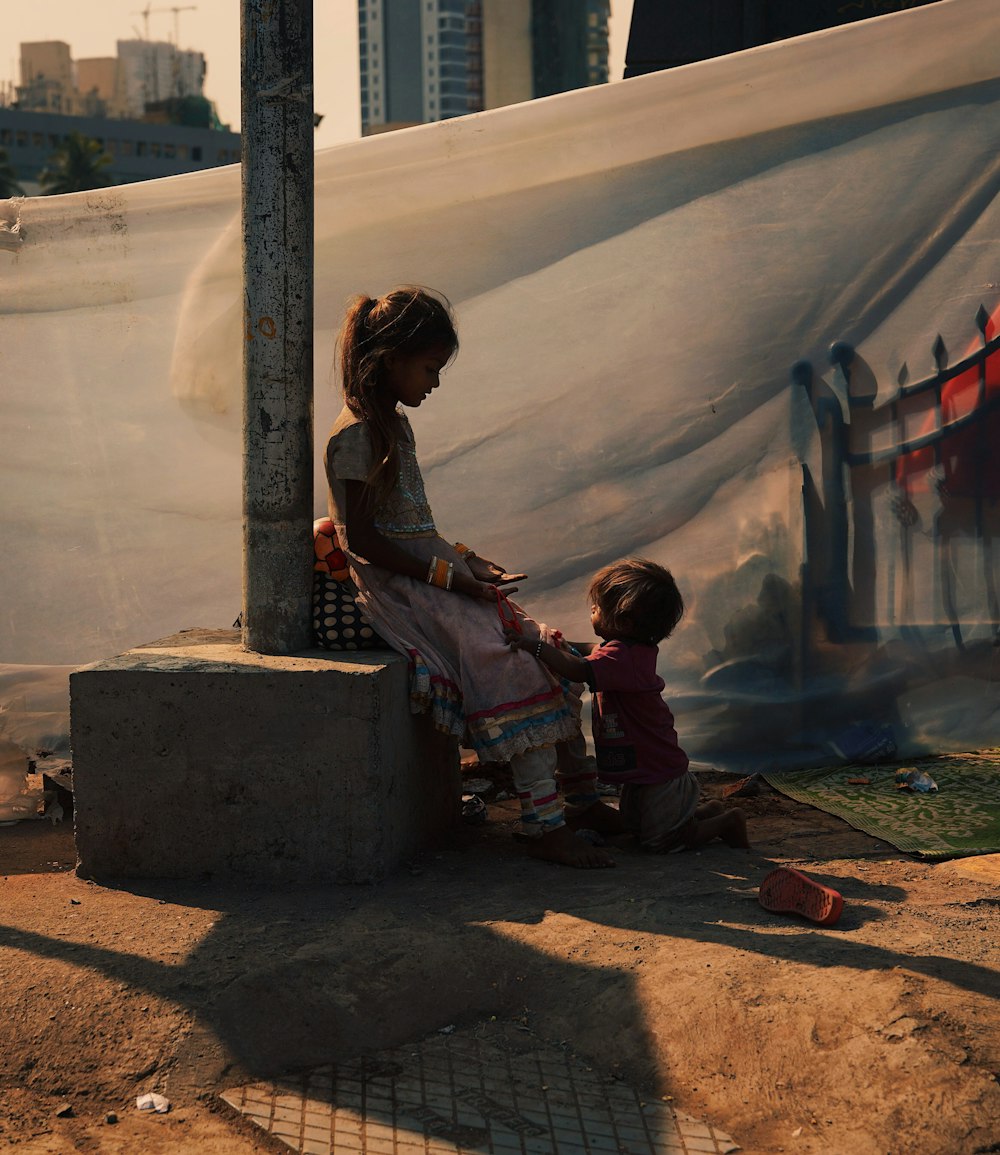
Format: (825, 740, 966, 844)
(687, 304, 1000, 771)
(764, 304, 1000, 760)
(797, 302, 1000, 651)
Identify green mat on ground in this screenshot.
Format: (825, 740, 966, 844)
(762, 750, 1000, 859)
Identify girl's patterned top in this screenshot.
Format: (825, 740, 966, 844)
(324, 407, 436, 538)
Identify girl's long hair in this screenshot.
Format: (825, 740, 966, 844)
(338, 286, 458, 507)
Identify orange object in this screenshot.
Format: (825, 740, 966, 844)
(428, 557, 452, 588)
(313, 517, 350, 580)
(758, 866, 844, 926)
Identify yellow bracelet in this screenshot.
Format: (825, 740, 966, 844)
(427, 557, 452, 589)
(454, 542, 476, 559)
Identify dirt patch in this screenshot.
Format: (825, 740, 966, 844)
(1, 775, 999, 1154)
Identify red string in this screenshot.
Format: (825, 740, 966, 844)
(494, 587, 522, 634)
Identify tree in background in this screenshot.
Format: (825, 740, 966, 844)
(0, 149, 24, 198)
(39, 133, 113, 195)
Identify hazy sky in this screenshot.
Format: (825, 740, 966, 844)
(3, 1, 635, 152)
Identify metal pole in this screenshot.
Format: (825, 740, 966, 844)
(241, 0, 314, 654)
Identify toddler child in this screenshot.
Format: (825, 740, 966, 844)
(507, 558, 749, 852)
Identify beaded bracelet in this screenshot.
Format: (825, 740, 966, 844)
(534, 639, 543, 659)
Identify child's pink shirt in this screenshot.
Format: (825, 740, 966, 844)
(586, 639, 689, 785)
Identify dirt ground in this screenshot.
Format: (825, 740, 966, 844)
(1, 770, 999, 1155)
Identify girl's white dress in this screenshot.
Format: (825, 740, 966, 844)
(324, 406, 583, 763)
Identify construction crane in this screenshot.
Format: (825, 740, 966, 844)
(131, 3, 154, 39)
(146, 5, 198, 46)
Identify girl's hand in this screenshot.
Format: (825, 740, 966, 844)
(467, 555, 526, 585)
(452, 571, 504, 600)
(503, 627, 525, 651)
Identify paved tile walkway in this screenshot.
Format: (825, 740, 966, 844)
(221, 1025, 739, 1154)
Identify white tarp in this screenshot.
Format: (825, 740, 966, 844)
(3, 0, 999, 768)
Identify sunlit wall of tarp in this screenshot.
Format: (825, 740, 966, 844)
(2, 0, 999, 770)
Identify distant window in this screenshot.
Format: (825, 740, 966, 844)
(136, 141, 146, 156)
(48, 133, 59, 147)
(16, 131, 27, 147)
(0, 129, 10, 145)
(177, 143, 188, 159)
(192, 145, 202, 161)
(120, 139, 134, 156)
(164, 142, 176, 158)
(151, 141, 161, 158)
(32, 132, 44, 147)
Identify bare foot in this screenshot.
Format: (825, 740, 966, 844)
(683, 806, 751, 850)
(564, 799, 627, 835)
(605, 831, 640, 851)
(525, 824, 616, 868)
(721, 807, 751, 849)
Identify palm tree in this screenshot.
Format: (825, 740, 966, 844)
(38, 133, 113, 195)
(0, 149, 23, 198)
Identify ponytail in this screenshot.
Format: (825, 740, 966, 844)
(335, 287, 457, 506)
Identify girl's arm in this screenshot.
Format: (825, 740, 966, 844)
(344, 479, 495, 599)
(505, 630, 593, 686)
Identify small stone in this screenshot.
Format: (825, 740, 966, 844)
(106, 1113, 118, 1125)
(55, 1104, 73, 1118)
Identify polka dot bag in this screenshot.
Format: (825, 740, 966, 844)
(313, 518, 384, 651)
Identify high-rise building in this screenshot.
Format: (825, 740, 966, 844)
(359, 0, 610, 136)
(117, 39, 207, 118)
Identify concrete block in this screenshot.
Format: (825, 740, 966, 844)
(70, 629, 460, 882)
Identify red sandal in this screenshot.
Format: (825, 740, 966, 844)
(758, 866, 844, 926)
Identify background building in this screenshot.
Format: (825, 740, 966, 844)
(1, 37, 236, 193)
(359, 0, 610, 136)
(117, 39, 207, 117)
(624, 0, 944, 76)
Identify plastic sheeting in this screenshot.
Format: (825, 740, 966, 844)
(2, 0, 999, 768)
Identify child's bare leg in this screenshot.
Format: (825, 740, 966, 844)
(684, 806, 750, 849)
(525, 824, 616, 868)
(694, 799, 725, 820)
